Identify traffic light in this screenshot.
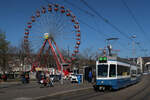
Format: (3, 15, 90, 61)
(99, 56, 107, 63)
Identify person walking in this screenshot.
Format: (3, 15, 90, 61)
(21, 72, 25, 84)
(25, 72, 30, 83)
(88, 70, 92, 83)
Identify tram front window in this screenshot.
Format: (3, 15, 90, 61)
(98, 64, 108, 77)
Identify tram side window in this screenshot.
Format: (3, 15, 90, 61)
(98, 65, 108, 77)
(117, 65, 130, 76)
(131, 70, 136, 77)
(137, 69, 141, 74)
(109, 64, 116, 77)
(131, 70, 136, 74)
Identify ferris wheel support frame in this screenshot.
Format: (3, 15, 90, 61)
(32, 38, 68, 72)
(31, 39, 47, 71)
(48, 39, 62, 71)
(53, 41, 66, 63)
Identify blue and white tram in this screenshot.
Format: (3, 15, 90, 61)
(95, 58, 141, 91)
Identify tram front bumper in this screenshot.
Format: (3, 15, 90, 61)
(96, 79, 118, 89)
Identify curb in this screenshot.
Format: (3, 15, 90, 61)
(34, 87, 93, 100)
(0, 81, 36, 85)
(0, 82, 20, 85)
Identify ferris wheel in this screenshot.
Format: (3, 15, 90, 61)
(24, 3, 81, 73)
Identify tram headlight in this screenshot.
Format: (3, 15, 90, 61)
(99, 56, 107, 63)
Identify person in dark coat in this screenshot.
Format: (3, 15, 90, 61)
(88, 71, 92, 83)
(25, 73, 30, 83)
(21, 72, 25, 84)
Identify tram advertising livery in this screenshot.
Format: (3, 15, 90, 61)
(94, 56, 141, 91)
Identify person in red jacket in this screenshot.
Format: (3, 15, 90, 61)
(2, 74, 7, 81)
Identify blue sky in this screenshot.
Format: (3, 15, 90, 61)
(0, 0, 150, 58)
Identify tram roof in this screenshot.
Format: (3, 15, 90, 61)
(107, 56, 138, 66)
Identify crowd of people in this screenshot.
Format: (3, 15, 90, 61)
(0, 69, 94, 87)
(0, 71, 54, 88)
(20, 71, 54, 87)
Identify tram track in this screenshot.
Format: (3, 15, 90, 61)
(40, 75, 150, 100)
(70, 91, 106, 100)
(39, 88, 109, 100)
(126, 76, 150, 100)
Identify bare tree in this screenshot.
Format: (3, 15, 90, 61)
(77, 47, 96, 69)
(0, 30, 10, 72)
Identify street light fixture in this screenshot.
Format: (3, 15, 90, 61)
(131, 35, 136, 39)
(106, 37, 119, 41)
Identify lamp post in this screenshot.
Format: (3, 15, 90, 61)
(20, 63, 23, 71)
(61, 63, 63, 85)
(131, 35, 136, 64)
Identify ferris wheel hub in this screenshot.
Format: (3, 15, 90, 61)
(44, 33, 49, 39)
